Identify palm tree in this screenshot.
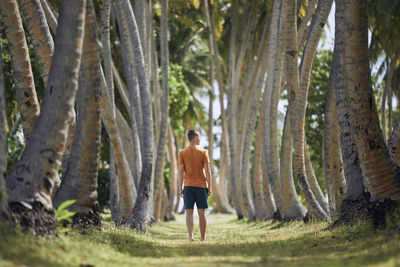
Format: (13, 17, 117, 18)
(6, 0, 87, 234)
(0, 0, 40, 141)
(324, 53, 346, 219)
(333, 1, 365, 204)
(293, 0, 332, 220)
(153, 0, 170, 222)
(280, 0, 308, 220)
(17, 0, 54, 86)
(0, 41, 10, 221)
(114, 0, 154, 231)
(53, 0, 102, 225)
(336, 0, 400, 200)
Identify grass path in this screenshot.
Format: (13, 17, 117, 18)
(1, 213, 400, 266)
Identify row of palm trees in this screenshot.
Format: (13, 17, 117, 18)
(1, 0, 400, 235)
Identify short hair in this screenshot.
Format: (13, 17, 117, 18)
(187, 129, 200, 141)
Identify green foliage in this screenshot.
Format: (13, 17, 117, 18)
(168, 64, 190, 137)
(6, 118, 24, 173)
(55, 200, 76, 232)
(305, 49, 333, 193)
(163, 161, 171, 193)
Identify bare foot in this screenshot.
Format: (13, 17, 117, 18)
(188, 237, 195, 242)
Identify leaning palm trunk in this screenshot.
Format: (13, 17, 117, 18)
(333, 2, 364, 202)
(324, 54, 346, 219)
(252, 107, 268, 220)
(261, 143, 277, 218)
(203, 0, 233, 214)
(304, 141, 329, 214)
(6, 0, 86, 234)
(263, 0, 285, 216)
(226, 0, 245, 219)
(294, 0, 332, 220)
(280, 0, 308, 220)
(112, 4, 142, 188)
(297, 0, 318, 51)
(337, 0, 400, 200)
(0, 43, 10, 221)
(53, 1, 102, 225)
(40, 0, 57, 33)
(18, 0, 53, 86)
(166, 124, 177, 220)
(153, 0, 170, 222)
(115, 0, 154, 231)
(0, 0, 40, 141)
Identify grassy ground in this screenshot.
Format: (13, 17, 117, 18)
(1, 213, 400, 266)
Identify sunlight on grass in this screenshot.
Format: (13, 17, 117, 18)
(1, 213, 400, 266)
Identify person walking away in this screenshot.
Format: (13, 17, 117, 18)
(178, 129, 212, 242)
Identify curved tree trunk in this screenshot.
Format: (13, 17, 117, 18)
(115, 0, 154, 231)
(6, 0, 86, 234)
(263, 0, 285, 216)
(109, 148, 120, 224)
(153, 0, 170, 223)
(112, 4, 142, 187)
(337, 0, 400, 200)
(0, 42, 10, 222)
(304, 141, 329, 214)
(261, 143, 277, 218)
(252, 108, 268, 220)
(293, 0, 332, 220)
(226, 0, 244, 219)
(281, 0, 308, 220)
(40, 0, 57, 34)
(297, 0, 318, 51)
(18, 0, 53, 86)
(0, 0, 40, 141)
(324, 53, 346, 219)
(53, 1, 102, 226)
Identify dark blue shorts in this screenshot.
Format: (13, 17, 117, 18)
(183, 186, 208, 209)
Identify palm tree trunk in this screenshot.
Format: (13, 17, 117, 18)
(153, 0, 170, 223)
(114, 0, 154, 231)
(297, 0, 318, 51)
(261, 142, 277, 218)
(280, 0, 308, 221)
(40, 0, 57, 34)
(109, 148, 120, 224)
(53, 1, 102, 225)
(324, 53, 346, 219)
(100, 70, 136, 223)
(0, 0, 40, 141)
(6, 0, 86, 234)
(337, 0, 400, 200)
(294, 0, 332, 220)
(166, 123, 176, 220)
(0, 42, 10, 221)
(18, 0, 53, 86)
(263, 0, 285, 216)
(304, 141, 329, 214)
(252, 108, 268, 220)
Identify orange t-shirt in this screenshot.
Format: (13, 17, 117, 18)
(178, 146, 210, 188)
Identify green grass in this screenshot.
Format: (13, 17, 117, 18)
(1, 213, 400, 266)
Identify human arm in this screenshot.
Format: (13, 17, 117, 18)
(178, 163, 184, 198)
(204, 162, 212, 196)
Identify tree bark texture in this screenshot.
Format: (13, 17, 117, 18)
(6, 0, 86, 234)
(0, 0, 40, 141)
(54, 1, 102, 221)
(338, 0, 400, 200)
(324, 52, 346, 219)
(18, 0, 54, 86)
(294, 0, 332, 220)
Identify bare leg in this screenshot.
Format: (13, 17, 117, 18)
(198, 209, 207, 241)
(185, 209, 194, 241)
